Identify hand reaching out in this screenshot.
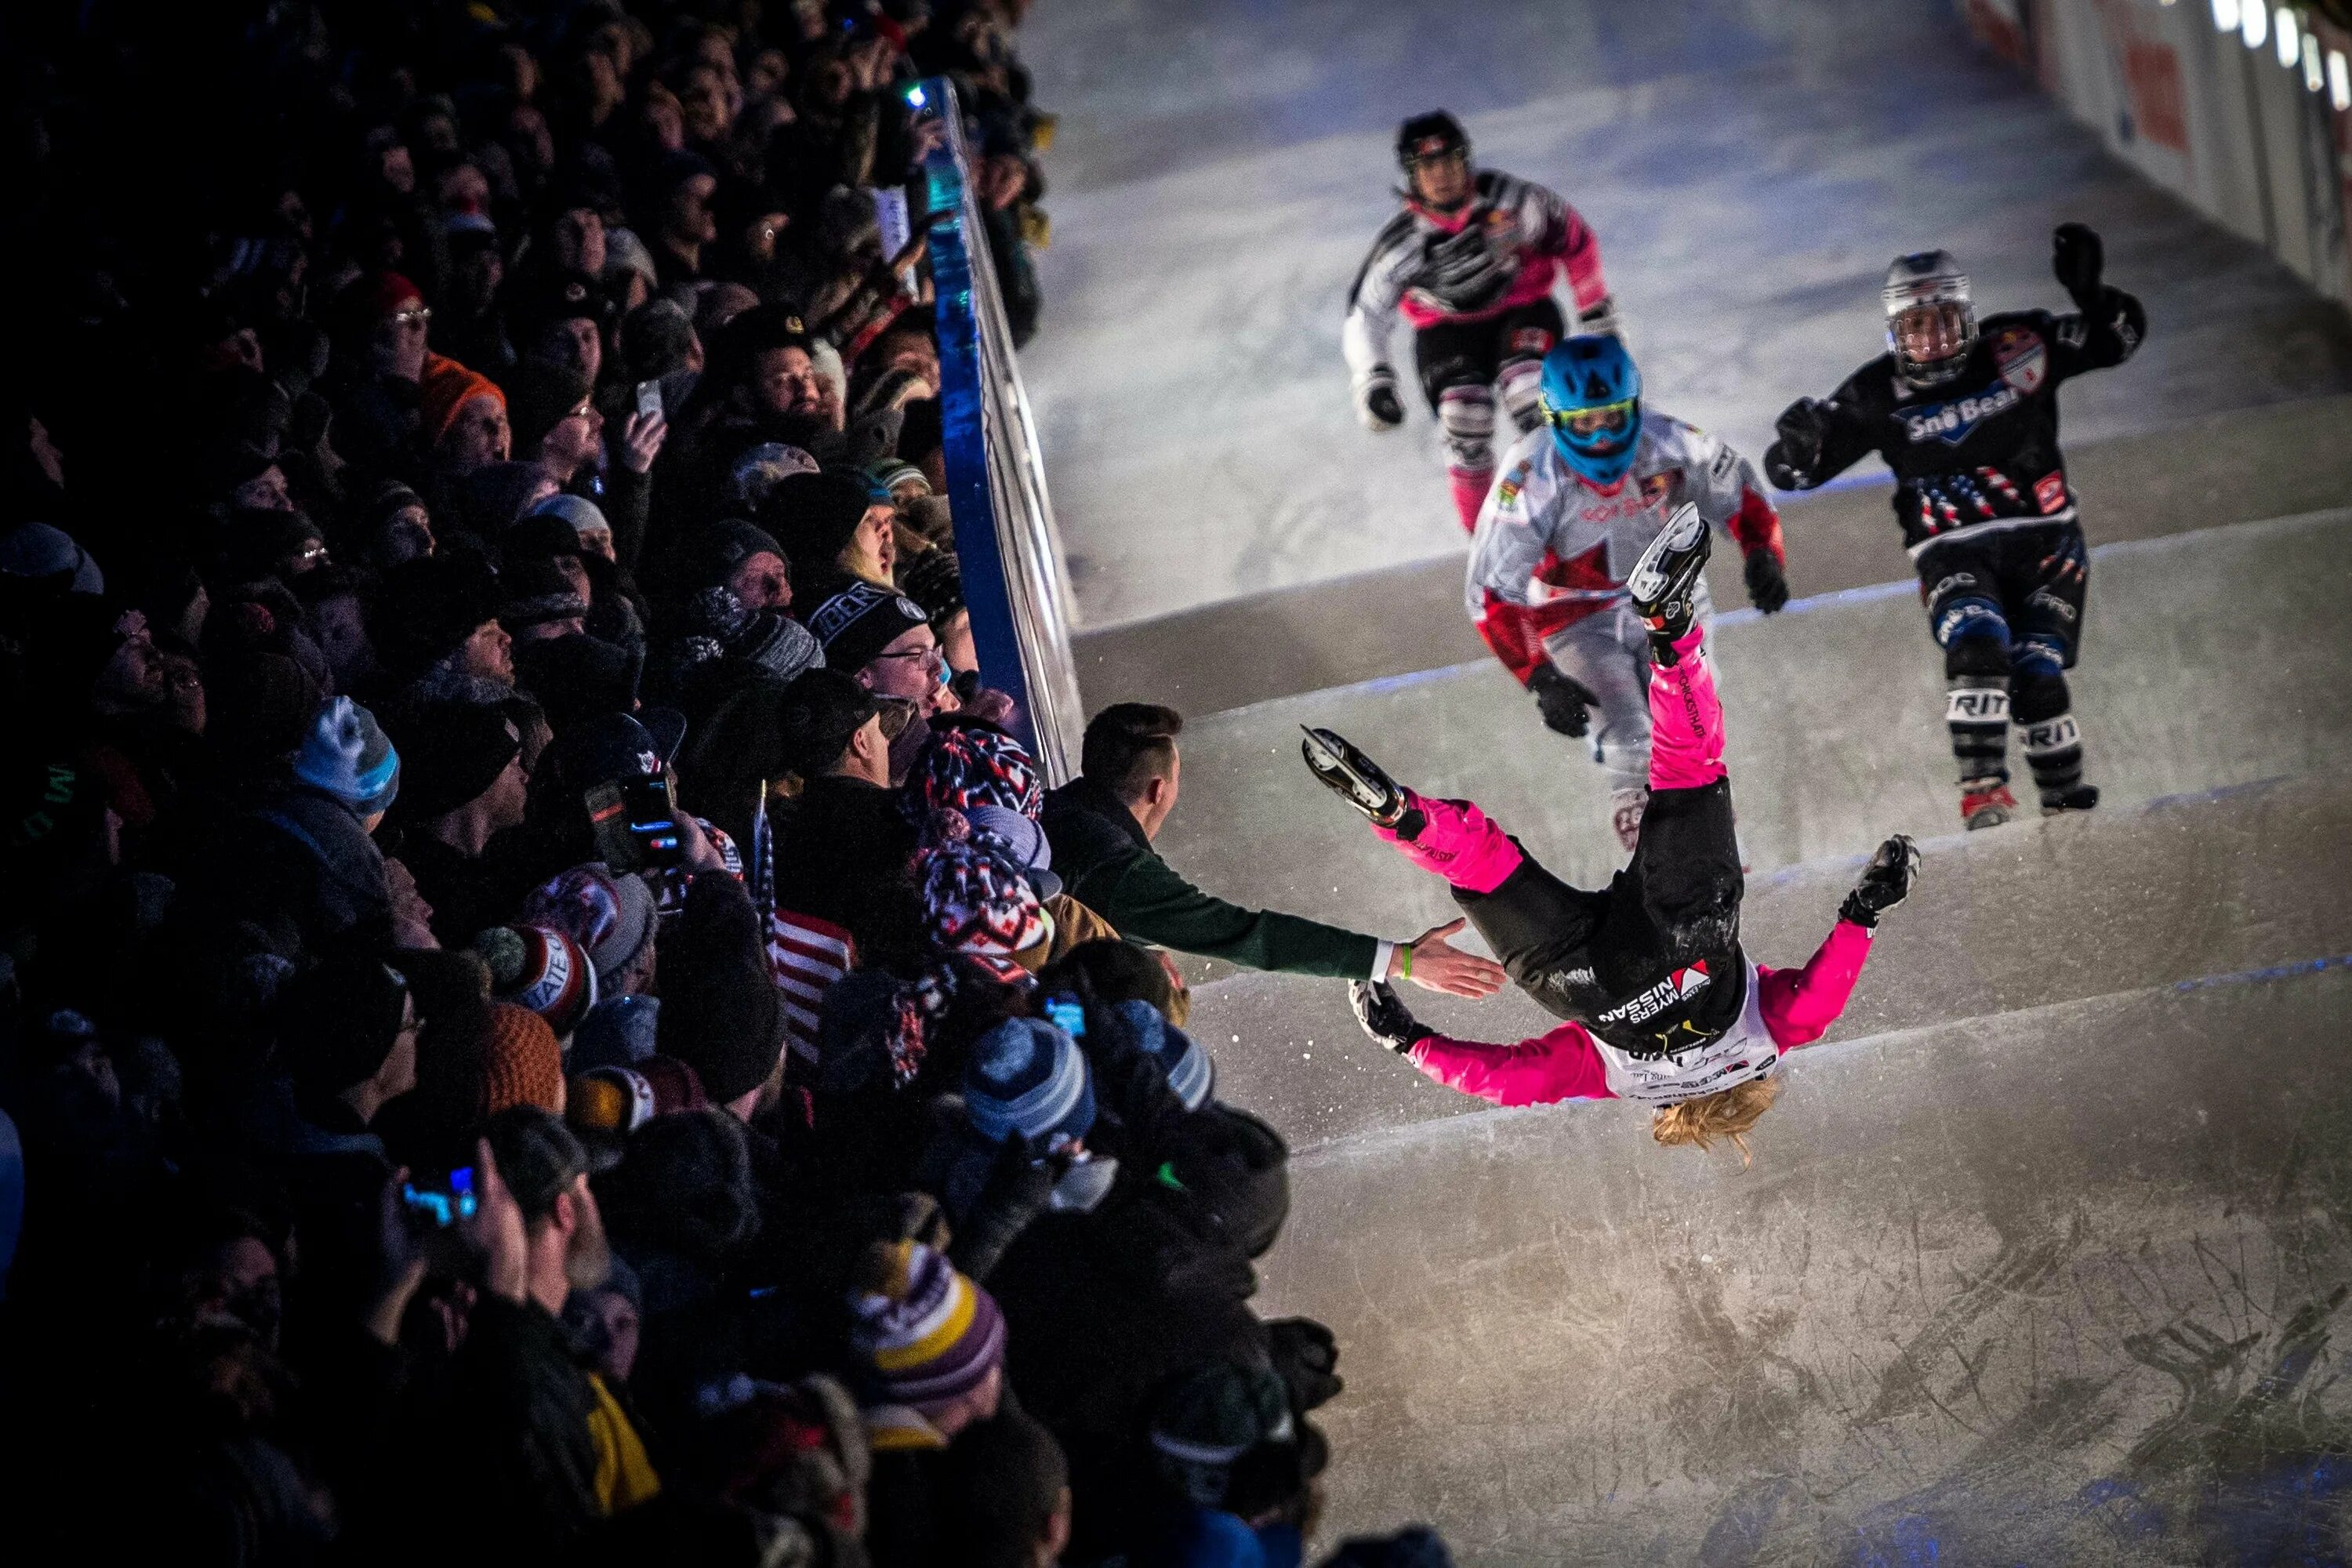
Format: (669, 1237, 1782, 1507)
(1389, 917, 1507, 999)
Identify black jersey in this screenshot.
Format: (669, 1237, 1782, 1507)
(1766, 292, 2143, 556)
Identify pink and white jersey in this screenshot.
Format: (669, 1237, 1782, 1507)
(1465, 415, 1783, 683)
(1342, 169, 1607, 381)
(1589, 955, 1780, 1107)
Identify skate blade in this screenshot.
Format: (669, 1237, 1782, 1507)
(1626, 503, 1708, 608)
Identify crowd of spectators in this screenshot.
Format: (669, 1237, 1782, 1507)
(0, 2, 1453, 1564)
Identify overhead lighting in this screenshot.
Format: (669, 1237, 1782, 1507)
(2275, 7, 2299, 65)
(2212, 0, 2238, 31)
(2305, 31, 2326, 91)
(2331, 49, 2350, 111)
(2241, 0, 2266, 49)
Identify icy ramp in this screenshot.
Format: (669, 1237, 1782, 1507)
(1191, 771, 2352, 1151)
(1259, 961, 2352, 1564)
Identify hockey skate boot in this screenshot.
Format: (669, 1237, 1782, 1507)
(1959, 777, 2019, 831)
(1301, 727, 1412, 829)
(2041, 784, 2100, 817)
(1627, 503, 1711, 663)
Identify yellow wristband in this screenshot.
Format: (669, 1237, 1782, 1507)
(1399, 944, 1412, 980)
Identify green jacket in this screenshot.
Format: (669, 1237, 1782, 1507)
(1041, 776, 1384, 980)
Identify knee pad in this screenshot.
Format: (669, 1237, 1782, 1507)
(2010, 633, 2068, 682)
(1497, 359, 1545, 434)
(2009, 669, 2068, 724)
(1437, 387, 1497, 472)
(1932, 593, 2009, 655)
(1941, 633, 2010, 684)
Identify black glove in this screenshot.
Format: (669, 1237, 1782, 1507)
(2053, 223, 2103, 309)
(1743, 548, 1789, 614)
(1839, 834, 1922, 928)
(1265, 1317, 1345, 1411)
(1527, 662, 1598, 738)
(1766, 398, 1828, 488)
(1356, 372, 1406, 431)
(1348, 980, 1434, 1054)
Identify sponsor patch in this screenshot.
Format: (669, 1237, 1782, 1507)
(1641, 472, 1674, 506)
(2020, 713, 2081, 755)
(1902, 381, 2022, 445)
(1991, 325, 2047, 394)
(1945, 686, 2012, 722)
(2034, 473, 2067, 514)
(1508, 326, 1554, 354)
(1596, 960, 1711, 1028)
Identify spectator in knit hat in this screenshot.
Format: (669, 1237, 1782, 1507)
(853, 1240, 1012, 1562)
(209, 696, 401, 953)
(808, 579, 951, 717)
(760, 468, 894, 602)
(851, 1239, 1008, 1443)
(521, 863, 659, 999)
(499, 558, 590, 644)
(655, 873, 786, 1119)
(1142, 1360, 1311, 1566)
(385, 702, 527, 946)
(728, 441, 820, 517)
(323, 273, 435, 483)
(419, 352, 511, 482)
(450, 1106, 660, 1553)
(360, 480, 436, 570)
(474, 924, 599, 1041)
(767, 668, 921, 963)
(529, 492, 616, 563)
(564, 1057, 705, 1157)
(677, 517, 792, 612)
(916, 833, 1053, 984)
(372, 553, 514, 703)
(506, 361, 602, 492)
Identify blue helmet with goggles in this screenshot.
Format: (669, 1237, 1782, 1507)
(1537, 335, 1642, 486)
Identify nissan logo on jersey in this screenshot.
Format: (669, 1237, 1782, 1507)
(1595, 960, 1711, 1027)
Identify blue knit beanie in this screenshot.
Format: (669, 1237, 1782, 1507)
(292, 697, 401, 817)
(964, 1016, 1094, 1146)
(1114, 998, 1213, 1111)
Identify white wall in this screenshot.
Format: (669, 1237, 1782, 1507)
(1973, 0, 2352, 303)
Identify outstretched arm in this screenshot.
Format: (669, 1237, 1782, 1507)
(1349, 980, 1612, 1105)
(1759, 835, 1919, 1049)
(2049, 223, 2146, 379)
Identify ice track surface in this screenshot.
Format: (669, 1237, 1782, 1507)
(1022, 0, 2352, 630)
(1019, 0, 2352, 1559)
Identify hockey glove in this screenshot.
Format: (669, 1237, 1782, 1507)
(1575, 294, 1622, 339)
(1766, 398, 1829, 488)
(1356, 370, 1406, 432)
(1838, 834, 1922, 929)
(2052, 223, 2104, 310)
(1743, 548, 1790, 614)
(1348, 980, 1435, 1055)
(1527, 662, 1599, 738)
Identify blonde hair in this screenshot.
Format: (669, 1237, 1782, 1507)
(1650, 1075, 1783, 1165)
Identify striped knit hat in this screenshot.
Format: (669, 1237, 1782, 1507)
(474, 925, 599, 1037)
(848, 1240, 1007, 1419)
(1113, 998, 1213, 1111)
(964, 1016, 1094, 1146)
(916, 833, 1051, 982)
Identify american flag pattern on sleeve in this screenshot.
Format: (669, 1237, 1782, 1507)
(771, 908, 855, 1063)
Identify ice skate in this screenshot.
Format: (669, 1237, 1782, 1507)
(2040, 783, 2100, 817)
(1301, 727, 1410, 827)
(1628, 503, 1711, 659)
(1609, 787, 1649, 855)
(1960, 777, 2018, 830)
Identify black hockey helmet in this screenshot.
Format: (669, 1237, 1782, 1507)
(1395, 111, 1469, 172)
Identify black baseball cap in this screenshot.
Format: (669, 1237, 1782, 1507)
(777, 668, 884, 778)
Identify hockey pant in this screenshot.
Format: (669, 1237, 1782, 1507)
(1919, 521, 2089, 803)
(1541, 586, 1716, 798)
(1416, 299, 1564, 532)
(1374, 622, 1743, 976)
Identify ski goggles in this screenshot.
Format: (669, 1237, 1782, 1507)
(1542, 397, 1636, 437)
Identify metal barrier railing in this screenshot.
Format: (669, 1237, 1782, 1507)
(911, 76, 1087, 782)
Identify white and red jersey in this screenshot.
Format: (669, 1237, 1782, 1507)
(1399, 921, 1874, 1111)
(1464, 414, 1784, 684)
(1341, 169, 1608, 382)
